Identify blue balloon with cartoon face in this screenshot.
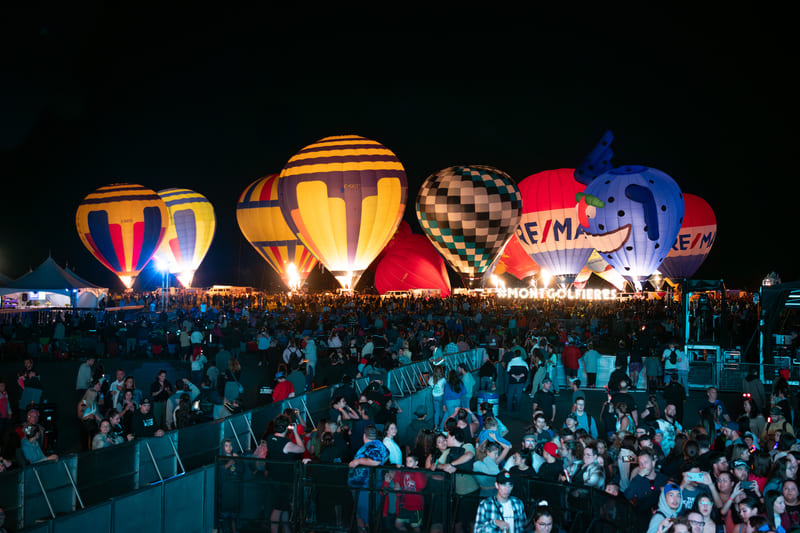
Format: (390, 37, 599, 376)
(576, 165, 684, 288)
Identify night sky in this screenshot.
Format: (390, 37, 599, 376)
(2, 7, 798, 292)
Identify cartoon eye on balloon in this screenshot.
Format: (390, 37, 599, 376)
(574, 132, 685, 290)
(278, 135, 407, 289)
(152, 188, 216, 288)
(76, 183, 168, 289)
(416, 165, 523, 287)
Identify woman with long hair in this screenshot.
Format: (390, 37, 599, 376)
(742, 397, 766, 442)
(428, 365, 446, 429)
(764, 490, 787, 533)
(443, 369, 464, 422)
(692, 493, 719, 533)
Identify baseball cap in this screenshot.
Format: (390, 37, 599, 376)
(725, 421, 739, 432)
(543, 442, 561, 458)
(542, 377, 552, 383)
(275, 371, 285, 379)
(663, 483, 681, 495)
(732, 460, 749, 470)
(141, 397, 152, 405)
(364, 425, 378, 440)
(496, 471, 514, 485)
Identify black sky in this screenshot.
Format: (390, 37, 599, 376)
(1, 7, 798, 291)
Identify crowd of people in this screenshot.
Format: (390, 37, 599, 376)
(0, 289, 786, 533)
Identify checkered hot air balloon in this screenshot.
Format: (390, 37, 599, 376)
(152, 188, 216, 288)
(416, 165, 523, 286)
(277, 135, 407, 289)
(237, 174, 318, 289)
(76, 183, 169, 288)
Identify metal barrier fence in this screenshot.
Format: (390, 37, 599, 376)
(0, 349, 484, 531)
(211, 457, 649, 533)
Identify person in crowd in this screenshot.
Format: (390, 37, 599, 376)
(647, 483, 684, 533)
(473, 471, 527, 533)
(391, 453, 427, 532)
(656, 402, 684, 456)
(149, 369, 173, 430)
(428, 365, 447, 429)
(266, 414, 305, 533)
(383, 422, 403, 467)
(443, 369, 465, 422)
(348, 424, 389, 532)
(506, 350, 529, 411)
(691, 494, 717, 533)
(572, 443, 606, 490)
(623, 447, 670, 517)
(574, 397, 599, 439)
(272, 371, 294, 403)
(532, 377, 556, 426)
(457, 363, 476, 410)
(763, 490, 786, 533)
(20, 424, 58, 464)
(583, 341, 600, 388)
(473, 438, 512, 497)
(75, 357, 95, 400)
(92, 419, 124, 449)
(128, 398, 165, 439)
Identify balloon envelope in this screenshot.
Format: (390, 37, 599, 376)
(494, 234, 539, 280)
(578, 165, 684, 287)
(153, 188, 216, 287)
(237, 174, 318, 288)
(657, 193, 716, 279)
(375, 233, 451, 297)
(76, 183, 168, 288)
(516, 168, 594, 278)
(278, 135, 407, 288)
(416, 165, 522, 283)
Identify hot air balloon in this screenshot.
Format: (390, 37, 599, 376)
(494, 234, 539, 281)
(657, 193, 716, 280)
(237, 174, 318, 290)
(151, 188, 216, 288)
(277, 135, 407, 289)
(76, 183, 168, 288)
(585, 250, 628, 290)
(416, 165, 522, 287)
(516, 168, 594, 282)
(375, 233, 451, 297)
(576, 165, 684, 290)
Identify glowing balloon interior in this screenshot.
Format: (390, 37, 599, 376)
(152, 188, 216, 287)
(236, 174, 318, 289)
(76, 183, 168, 288)
(494, 234, 539, 281)
(278, 135, 407, 289)
(375, 233, 451, 297)
(416, 165, 522, 284)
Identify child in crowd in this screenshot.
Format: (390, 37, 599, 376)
(395, 455, 427, 532)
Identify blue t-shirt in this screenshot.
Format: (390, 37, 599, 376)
(348, 440, 389, 488)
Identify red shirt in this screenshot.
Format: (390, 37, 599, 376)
(398, 471, 427, 511)
(272, 380, 294, 402)
(562, 345, 582, 370)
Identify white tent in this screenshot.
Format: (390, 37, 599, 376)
(0, 257, 108, 308)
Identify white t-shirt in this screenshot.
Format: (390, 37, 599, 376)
(429, 377, 446, 397)
(501, 499, 516, 533)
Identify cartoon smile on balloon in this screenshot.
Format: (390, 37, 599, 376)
(573, 132, 684, 288)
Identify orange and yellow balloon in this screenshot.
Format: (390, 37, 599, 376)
(76, 183, 168, 288)
(236, 174, 318, 289)
(152, 188, 216, 288)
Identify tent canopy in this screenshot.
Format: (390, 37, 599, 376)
(0, 257, 108, 307)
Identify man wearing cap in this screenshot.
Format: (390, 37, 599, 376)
(537, 441, 565, 482)
(272, 371, 294, 403)
(400, 404, 433, 450)
(128, 398, 164, 439)
(473, 471, 527, 533)
(722, 421, 744, 446)
(646, 482, 683, 533)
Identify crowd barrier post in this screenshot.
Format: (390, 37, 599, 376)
(142, 440, 163, 482)
(61, 461, 84, 510)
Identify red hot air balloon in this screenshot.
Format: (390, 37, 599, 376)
(516, 169, 594, 281)
(375, 233, 451, 297)
(494, 234, 540, 281)
(657, 193, 717, 279)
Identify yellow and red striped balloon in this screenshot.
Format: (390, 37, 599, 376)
(236, 174, 317, 289)
(76, 183, 169, 288)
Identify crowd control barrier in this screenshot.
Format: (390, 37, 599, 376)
(0, 348, 485, 531)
